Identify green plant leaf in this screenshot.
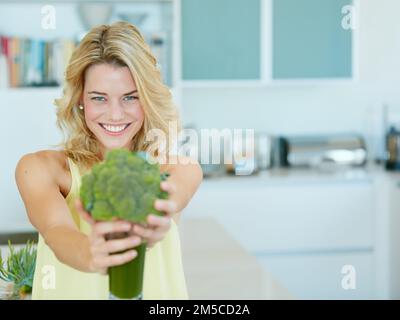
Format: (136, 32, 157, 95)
(0, 240, 37, 295)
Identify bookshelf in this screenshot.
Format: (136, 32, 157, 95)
(0, 0, 177, 90)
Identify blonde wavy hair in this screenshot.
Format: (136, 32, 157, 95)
(54, 21, 181, 172)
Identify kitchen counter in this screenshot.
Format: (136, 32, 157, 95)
(179, 217, 294, 299)
(0, 221, 36, 236)
(200, 163, 393, 188)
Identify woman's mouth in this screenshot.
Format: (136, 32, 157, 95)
(99, 123, 132, 136)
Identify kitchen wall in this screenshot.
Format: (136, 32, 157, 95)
(0, 88, 63, 231)
(181, 0, 400, 161)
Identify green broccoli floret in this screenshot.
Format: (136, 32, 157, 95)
(80, 149, 170, 223)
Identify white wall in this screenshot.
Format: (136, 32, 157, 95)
(181, 0, 400, 161)
(0, 88, 63, 231)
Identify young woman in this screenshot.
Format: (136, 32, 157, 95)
(15, 21, 202, 299)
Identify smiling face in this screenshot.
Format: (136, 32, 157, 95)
(82, 63, 145, 158)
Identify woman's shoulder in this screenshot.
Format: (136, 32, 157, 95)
(18, 149, 68, 171)
(16, 150, 71, 197)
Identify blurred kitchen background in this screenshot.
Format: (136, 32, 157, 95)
(2, 0, 400, 299)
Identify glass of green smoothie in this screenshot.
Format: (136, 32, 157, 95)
(106, 232, 147, 300)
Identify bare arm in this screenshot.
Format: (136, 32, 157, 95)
(131, 155, 203, 247)
(15, 153, 140, 274)
(160, 155, 203, 222)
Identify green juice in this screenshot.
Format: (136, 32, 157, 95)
(108, 242, 147, 300)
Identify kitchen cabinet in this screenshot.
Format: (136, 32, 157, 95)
(272, 0, 353, 80)
(185, 180, 374, 253)
(387, 176, 400, 299)
(258, 252, 374, 299)
(181, 0, 355, 84)
(181, 0, 261, 80)
(373, 172, 400, 299)
(182, 169, 383, 299)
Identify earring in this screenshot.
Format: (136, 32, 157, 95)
(78, 105, 84, 110)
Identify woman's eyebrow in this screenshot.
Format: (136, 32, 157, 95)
(87, 90, 138, 95)
(88, 91, 107, 95)
(122, 90, 138, 95)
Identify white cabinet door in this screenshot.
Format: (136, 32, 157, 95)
(389, 177, 400, 299)
(374, 173, 400, 299)
(374, 172, 400, 299)
(184, 180, 374, 253)
(257, 252, 374, 299)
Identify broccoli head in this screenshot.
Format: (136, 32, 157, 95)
(80, 149, 169, 223)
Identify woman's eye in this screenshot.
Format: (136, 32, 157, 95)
(91, 96, 106, 102)
(123, 96, 138, 101)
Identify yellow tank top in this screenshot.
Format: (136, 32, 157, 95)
(32, 157, 188, 300)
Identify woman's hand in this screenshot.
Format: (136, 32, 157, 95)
(75, 199, 142, 275)
(131, 181, 178, 248)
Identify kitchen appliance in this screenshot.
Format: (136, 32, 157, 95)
(225, 131, 273, 175)
(256, 132, 273, 170)
(382, 104, 400, 170)
(178, 126, 273, 177)
(275, 134, 367, 168)
(385, 126, 400, 170)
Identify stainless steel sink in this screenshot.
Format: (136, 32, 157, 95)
(0, 232, 38, 245)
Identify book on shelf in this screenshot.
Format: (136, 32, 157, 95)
(0, 35, 77, 89)
(0, 31, 172, 89)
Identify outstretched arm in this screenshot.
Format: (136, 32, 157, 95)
(159, 155, 203, 221)
(16, 152, 141, 274)
(132, 155, 203, 247)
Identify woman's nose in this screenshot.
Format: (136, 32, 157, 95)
(108, 100, 124, 121)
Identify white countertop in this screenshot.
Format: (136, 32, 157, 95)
(201, 164, 382, 186)
(0, 221, 35, 234)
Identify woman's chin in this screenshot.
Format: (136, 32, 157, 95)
(105, 143, 130, 151)
(97, 138, 129, 151)
(93, 129, 137, 152)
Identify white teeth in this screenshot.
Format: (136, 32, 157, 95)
(101, 124, 129, 133)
